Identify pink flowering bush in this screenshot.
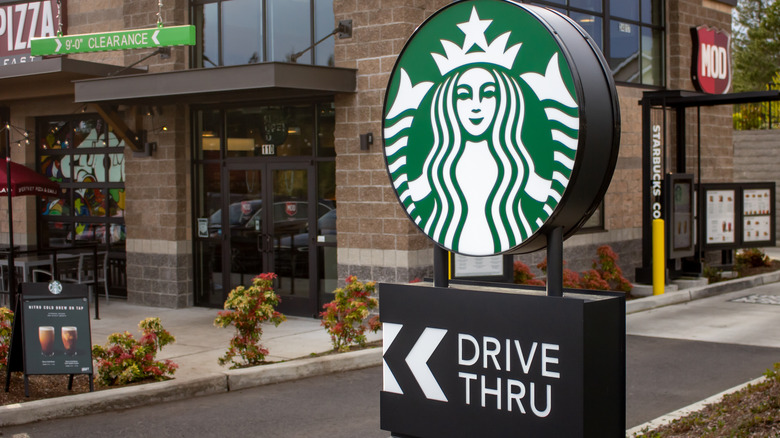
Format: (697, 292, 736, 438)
(513, 261, 545, 286)
(214, 273, 286, 368)
(0, 307, 13, 369)
(533, 245, 633, 293)
(592, 245, 633, 292)
(321, 276, 381, 352)
(91, 317, 178, 386)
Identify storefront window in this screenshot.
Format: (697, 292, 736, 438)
(531, 0, 664, 86)
(191, 0, 334, 67)
(38, 115, 126, 246)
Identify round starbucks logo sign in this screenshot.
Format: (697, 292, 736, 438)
(383, 0, 619, 256)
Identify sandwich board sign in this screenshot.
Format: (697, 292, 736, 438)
(5, 282, 94, 396)
(380, 1, 624, 436)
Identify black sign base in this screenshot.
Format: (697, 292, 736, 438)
(380, 283, 625, 438)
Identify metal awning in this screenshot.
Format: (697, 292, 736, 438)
(0, 57, 145, 100)
(74, 62, 357, 105)
(640, 89, 780, 107)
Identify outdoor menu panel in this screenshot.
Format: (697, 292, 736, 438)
(705, 189, 736, 245)
(21, 283, 93, 376)
(743, 188, 772, 243)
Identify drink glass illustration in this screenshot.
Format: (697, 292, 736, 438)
(39, 326, 55, 357)
(62, 326, 78, 356)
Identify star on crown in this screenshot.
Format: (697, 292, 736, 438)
(431, 6, 522, 75)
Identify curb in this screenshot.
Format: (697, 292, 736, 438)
(0, 347, 382, 427)
(625, 375, 768, 437)
(626, 270, 780, 314)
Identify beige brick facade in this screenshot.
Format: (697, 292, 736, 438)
(0, 0, 745, 308)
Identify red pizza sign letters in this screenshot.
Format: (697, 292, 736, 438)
(0, 0, 61, 66)
(691, 26, 731, 94)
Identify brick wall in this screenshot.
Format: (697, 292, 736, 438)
(670, 0, 734, 183)
(734, 130, 780, 243)
(333, 0, 448, 283)
(110, 0, 191, 307)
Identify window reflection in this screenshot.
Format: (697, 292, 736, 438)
(571, 12, 602, 49)
(268, 0, 311, 63)
(570, 0, 601, 13)
(223, 0, 262, 65)
(529, 0, 663, 86)
(192, 0, 333, 67)
(609, 21, 639, 83)
(611, 0, 639, 21)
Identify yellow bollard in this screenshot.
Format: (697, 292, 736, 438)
(652, 218, 665, 295)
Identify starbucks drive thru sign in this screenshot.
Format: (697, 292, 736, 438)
(30, 25, 195, 56)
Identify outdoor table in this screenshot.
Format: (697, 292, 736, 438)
(0, 253, 77, 282)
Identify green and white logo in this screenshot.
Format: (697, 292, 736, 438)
(384, 0, 580, 256)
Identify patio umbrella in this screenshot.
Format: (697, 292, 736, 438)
(1, 157, 62, 307)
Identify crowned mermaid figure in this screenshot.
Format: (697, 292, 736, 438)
(384, 6, 579, 256)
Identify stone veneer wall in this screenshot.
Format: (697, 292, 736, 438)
(333, 0, 449, 283)
(669, 0, 734, 183)
(119, 0, 192, 307)
(734, 130, 780, 244)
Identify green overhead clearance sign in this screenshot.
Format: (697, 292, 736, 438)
(30, 25, 195, 56)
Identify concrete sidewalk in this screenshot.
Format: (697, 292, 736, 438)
(2, 246, 780, 428)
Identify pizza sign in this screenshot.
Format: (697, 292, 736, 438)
(691, 26, 731, 94)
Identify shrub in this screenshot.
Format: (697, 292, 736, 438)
(0, 307, 13, 369)
(214, 272, 286, 368)
(593, 245, 633, 292)
(535, 245, 633, 292)
(320, 276, 381, 352)
(513, 261, 545, 286)
(91, 317, 178, 386)
(736, 248, 772, 268)
(580, 269, 610, 290)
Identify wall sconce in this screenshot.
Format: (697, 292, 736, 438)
(360, 132, 373, 151)
(133, 141, 157, 158)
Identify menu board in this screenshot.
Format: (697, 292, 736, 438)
(20, 283, 93, 376)
(743, 188, 772, 243)
(705, 189, 735, 244)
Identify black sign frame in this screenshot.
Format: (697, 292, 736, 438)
(699, 182, 776, 251)
(666, 173, 695, 259)
(5, 282, 94, 397)
(380, 283, 625, 437)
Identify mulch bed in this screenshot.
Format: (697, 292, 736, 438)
(1, 373, 104, 405)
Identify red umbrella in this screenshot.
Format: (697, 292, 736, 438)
(1, 157, 61, 307)
(0, 157, 61, 197)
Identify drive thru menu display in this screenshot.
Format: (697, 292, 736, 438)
(705, 189, 735, 244)
(743, 189, 772, 243)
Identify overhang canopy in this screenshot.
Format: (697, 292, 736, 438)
(640, 89, 780, 108)
(0, 57, 145, 100)
(74, 62, 357, 105)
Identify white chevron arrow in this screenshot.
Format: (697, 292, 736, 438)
(382, 322, 404, 394)
(55, 38, 62, 52)
(405, 327, 448, 402)
(152, 30, 160, 45)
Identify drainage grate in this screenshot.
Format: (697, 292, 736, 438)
(730, 294, 780, 306)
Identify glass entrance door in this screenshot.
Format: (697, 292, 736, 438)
(221, 163, 317, 315)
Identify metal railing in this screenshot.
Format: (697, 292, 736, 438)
(733, 84, 780, 130)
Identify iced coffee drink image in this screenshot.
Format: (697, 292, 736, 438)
(39, 326, 55, 357)
(62, 326, 78, 356)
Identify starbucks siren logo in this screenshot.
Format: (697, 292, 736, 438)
(383, 2, 580, 256)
